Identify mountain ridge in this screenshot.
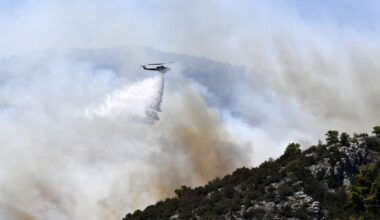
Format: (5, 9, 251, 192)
(124, 127, 380, 219)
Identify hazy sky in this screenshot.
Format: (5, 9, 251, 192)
(1, 0, 380, 56)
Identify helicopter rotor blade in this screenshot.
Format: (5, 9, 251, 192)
(147, 62, 174, 65)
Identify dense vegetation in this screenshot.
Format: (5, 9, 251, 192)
(124, 127, 380, 219)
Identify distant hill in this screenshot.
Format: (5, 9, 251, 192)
(124, 127, 380, 219)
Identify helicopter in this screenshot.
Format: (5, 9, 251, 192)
(140, 62, 174, 73)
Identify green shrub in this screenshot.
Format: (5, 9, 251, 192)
(278, 183, 294, 200)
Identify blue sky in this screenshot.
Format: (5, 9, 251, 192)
(0, 0, 26, 10)
(292, 0, 380, 30)
(1, 0, 379, 27)
(0, 0, 379, 61)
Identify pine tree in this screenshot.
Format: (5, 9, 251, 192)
(326, 130, 339, 145)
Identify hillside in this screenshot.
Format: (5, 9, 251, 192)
(124, 127, 380, 220)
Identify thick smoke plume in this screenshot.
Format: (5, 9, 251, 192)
(0, 1, 380, 219)
(147, 87, 250, 199)
(0, 54, 250, 219)
(159, 89, 249, 183)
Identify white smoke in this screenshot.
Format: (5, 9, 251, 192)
(0, 55, 171, 219)
(0, 52, 250, 219)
